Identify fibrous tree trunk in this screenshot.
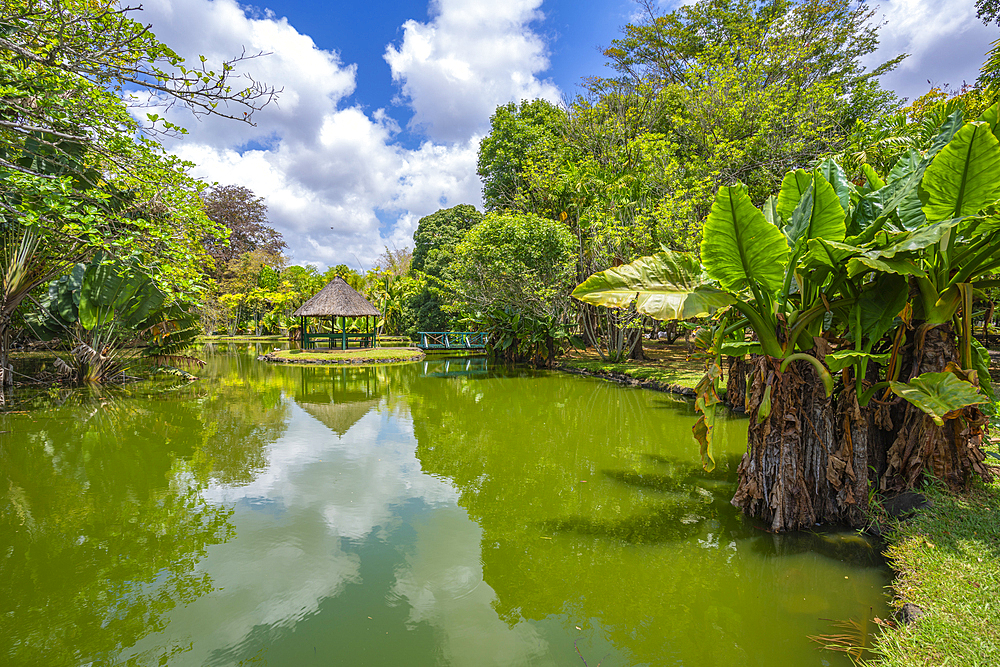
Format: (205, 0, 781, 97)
(883, 324, 992, 493)
(732, 355, 870, 532)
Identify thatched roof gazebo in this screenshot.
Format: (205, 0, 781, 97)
(292, 276, 381, 349)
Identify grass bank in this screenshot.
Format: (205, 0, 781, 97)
(558, 341, 705, 393)
(871, 474, 1000, 666)
(262, 347, 424, 365)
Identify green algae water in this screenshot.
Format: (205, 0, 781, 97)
(1, 350, 890, 666)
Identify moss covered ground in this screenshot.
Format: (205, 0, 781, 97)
(558, 341, 706, 390)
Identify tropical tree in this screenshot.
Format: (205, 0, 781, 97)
(201, 185, 286, 280)
(574, 104, 1000, 531)
(453, 212, 576, 365)
(600, 0, 903, 202)
(409, 205, 482, 334)
(26, 257, 202, 382)
(0, 0, 275, 388)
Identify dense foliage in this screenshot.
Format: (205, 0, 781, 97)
(576, 103, 1000, 530)
(0, 0, 273, 386)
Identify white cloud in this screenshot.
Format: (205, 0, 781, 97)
(867, 0, 995, 101)
(137, 0, 561, 270)
(384, 0, 562, 142)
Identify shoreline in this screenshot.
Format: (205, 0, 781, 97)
(260, 348, 426, 365)
(556, 364, 698, 397)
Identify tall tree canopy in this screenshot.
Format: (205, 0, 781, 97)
(202, 185, 286, 278)
(0, 0, 275, 386)
(411, 204, 483, 272)
(599, 0, 903, 202)
(477, 100, 568, 212)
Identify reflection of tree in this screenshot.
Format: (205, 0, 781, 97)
(409, 372, 887, 666)
(0, 391, 234, 666)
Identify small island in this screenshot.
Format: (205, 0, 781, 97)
(260, 347, 425, 365)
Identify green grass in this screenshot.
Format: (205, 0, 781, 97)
(266, 348, 424, 363)
(871, 477, 1000, 667)
(560, 359, 703, 389)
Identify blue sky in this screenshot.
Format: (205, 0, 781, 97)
(139, 0, 997, 270)
(257, 0, 627, 146)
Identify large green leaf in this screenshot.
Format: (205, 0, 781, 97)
(701, 185, 788, 294)
(921, 121, 1000, 221)
(78, 261, 166, 332)
(971, 338, 995, 401)
(78, 263, 140, 330)
(784, 173, 846, 247)
(978, 102, 1000, 142)
(803, 238, 858, 270)
(762, 194, 781, 227)
(887, 148, 924, 182)
(847, 255, 926, 278)
(720, 341, 762, 356)
(776, 169, 813, 221)
(825, 350, 890, 373)
(872, 217, 964, 258)
(861, 163, 885, 190)
(571, 251, 734, 320)
(889, 371, 986, 426)
(817, 158, 852, 212)
(925, 109, 966, 158)
(858, 273, 907, 340)
(897, 185, 926, 230)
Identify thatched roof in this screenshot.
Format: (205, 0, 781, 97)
(292, 276, 380, 317)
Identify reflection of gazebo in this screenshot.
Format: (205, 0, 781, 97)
(293, 277, 380, 349)
(299, 400, 379, 437)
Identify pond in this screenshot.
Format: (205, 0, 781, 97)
(0, 350, 891, 666)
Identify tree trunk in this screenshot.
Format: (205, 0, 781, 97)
(731, 355, 866, 531)
(725, 355, 748, 413)
(882, 324, 992, 493)
(0, 317, 11, 400)
(661, 321, 679, 344)
(578, 303, 601, 348)
(628, 326, 645, 361)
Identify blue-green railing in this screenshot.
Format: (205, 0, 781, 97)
(417, 332, 487, 350)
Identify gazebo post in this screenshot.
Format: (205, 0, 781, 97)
(341, 316, 347, 350)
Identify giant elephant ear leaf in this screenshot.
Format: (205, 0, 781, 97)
(816, 158, 852, 212)
(858, 273, 907, 341)
(889, 371, 986, 426)
(701, 185, 788, 294)
(776, 169, 813, 221)
(784, 172, 846, 247)
(861, 164, 886, 190)
(572, 250, 734, 320)
(762, 194, 781, 227)
(921, 121, 1000, 221)
(978, 102, 1000, 142)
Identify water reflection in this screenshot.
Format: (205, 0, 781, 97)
(1, 355, 890, 667)
(0, 387, 234, 666)
(406, 368, 889, 666)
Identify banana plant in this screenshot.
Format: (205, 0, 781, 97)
(26, 257, 200, 382)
